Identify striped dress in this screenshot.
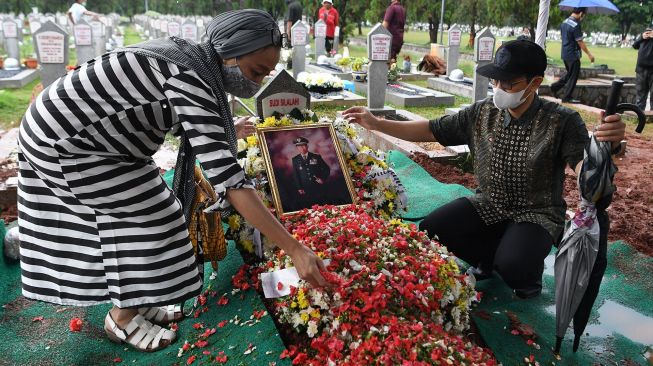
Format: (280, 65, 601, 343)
(18, 52, 251, 307)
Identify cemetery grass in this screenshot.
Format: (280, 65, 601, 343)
(0, 80, 39, 130)
(358, 28, 638, 76)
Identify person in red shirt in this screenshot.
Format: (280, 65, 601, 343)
(383, 0, 406, 62)
(318, 0, 339, 54)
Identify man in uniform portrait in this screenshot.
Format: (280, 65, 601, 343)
(291, 137, 330, 209)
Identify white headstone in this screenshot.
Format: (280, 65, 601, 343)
(181, 19, 198, 41)
(167, 21, 180, 37)
(333, 26, 340, 53)
(367, 24, 392, 110)
(89, 19, 105, 56)
(74, 19, 95, 65)
(33, 21, 69, 88)
(473, 27, 496, 103)
(447, 24, 461, 76)
(29, 20, 42, 34)
(253, 70, 311, 118)
(314, 19, 327, 58)
(291, 20, 309, 78)
(2, 19, 20, 60)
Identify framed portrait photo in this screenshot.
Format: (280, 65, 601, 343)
(257, 123, 357, 216)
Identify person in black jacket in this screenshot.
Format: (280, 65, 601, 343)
(633, 22, 653, 111)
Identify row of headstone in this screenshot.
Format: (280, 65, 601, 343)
(133, 14, 208, 43)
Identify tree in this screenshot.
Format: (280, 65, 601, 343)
(408, 0, 455, 43)
(452, 0, 488, 48)
(611, 0, 653, 40)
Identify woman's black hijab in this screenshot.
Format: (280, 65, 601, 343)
(115, 9, 279, 220)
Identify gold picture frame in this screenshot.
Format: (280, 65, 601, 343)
(257, 123, 357, 216)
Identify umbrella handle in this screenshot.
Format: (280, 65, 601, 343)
(615, 103, 647, 134)
(604, 79, 647, 133)
(604, 79, 623, 116)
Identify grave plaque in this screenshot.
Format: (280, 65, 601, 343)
(3, 19, 18, 38)
(291, 20, 309, 78)
(253, 69, 311, 118)
(33, 21, 69, 88)
(181, 19, 198, 41)
(167, 21, 180, 37)
(369, 33, 391, 61)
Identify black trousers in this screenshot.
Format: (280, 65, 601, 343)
(325, 36, 334, 53)
(635, 67, 653, 111)
(418, 198, 554, 293)
(551, 59, 581, 101)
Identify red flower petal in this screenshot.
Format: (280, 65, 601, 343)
(69, 317, 83, 332)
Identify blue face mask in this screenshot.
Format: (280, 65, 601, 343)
(221, 62, 261, 99)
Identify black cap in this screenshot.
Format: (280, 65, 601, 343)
(293, 137, 309, 145)
(476, 39, 547, 81)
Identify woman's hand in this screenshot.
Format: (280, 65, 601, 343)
(286, 242, 328, 288)
(234, 117, 256, 139)
(342, 107, 381, 131)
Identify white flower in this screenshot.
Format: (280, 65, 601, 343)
(237, 139, 248, 152)
(307, 320, 319, 338)
(246, 146, 260, 158)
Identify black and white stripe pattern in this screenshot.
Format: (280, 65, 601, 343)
(18, 52, 250, 307)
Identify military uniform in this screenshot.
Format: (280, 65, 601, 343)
(291, 137, 330, 208)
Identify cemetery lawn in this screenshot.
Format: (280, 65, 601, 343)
(124, 25, 143, 46)
(0, 79, 39, 130)
(358, 28, 638, 76)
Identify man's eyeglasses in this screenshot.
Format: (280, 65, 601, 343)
(272, 27, 291, 49)
(490, 78, 528, 91)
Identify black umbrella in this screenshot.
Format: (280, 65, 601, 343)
(554, 80, 646, 355)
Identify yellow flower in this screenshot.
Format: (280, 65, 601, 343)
(384, 190, 396, 200)
(310, 309, 321, 319)
(246, 135, 258, 147)
(300, 313, 309, 323)
(241, 239, 254, 254)
(228, 215, 241, 230)
(291, 301, 298, 308)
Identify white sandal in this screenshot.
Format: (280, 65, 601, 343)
(138, 305, 183, 326)
(104, 312, 176, 352)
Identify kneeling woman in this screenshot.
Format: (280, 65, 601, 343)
(17, 9, 326, 352)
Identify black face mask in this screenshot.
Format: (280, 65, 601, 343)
(221, 63, 261, 98)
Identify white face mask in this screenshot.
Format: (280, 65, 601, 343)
(492, 81, 533, 110)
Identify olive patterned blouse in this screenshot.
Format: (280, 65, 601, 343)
(429, 96, 590, 241)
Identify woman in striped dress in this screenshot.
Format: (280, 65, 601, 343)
(18, 9, 326, 352)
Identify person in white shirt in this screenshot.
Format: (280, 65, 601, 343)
(67, 0, 98, 25)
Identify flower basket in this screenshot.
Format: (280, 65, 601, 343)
(24, 57, 38, 69)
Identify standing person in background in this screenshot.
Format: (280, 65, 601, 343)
(382, 0, 406, 63)
(67, 0, 99, 25)
(285, 0, 303, 41)
(550, 7, 594, 104)
(318, 0, 339, 54)
(632, 21, 653, 111)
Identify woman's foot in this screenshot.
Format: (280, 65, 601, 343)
(138, 305, 184, 327)
(104, 307, 176, 352)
